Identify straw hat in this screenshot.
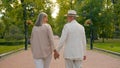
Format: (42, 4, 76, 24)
(65, 10, 79, 17)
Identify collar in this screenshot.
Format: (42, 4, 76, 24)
(70, 20, 77, 23)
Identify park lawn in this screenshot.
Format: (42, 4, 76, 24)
(94, 39, 120, 53)
(0, 39, 25, 54)
(0, 39, 6, 42)
(0, 45, 24, 54)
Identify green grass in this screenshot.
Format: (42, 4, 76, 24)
(0, 45, 24, 54)
(0, 39, 24, 42)
(0, 39, 6, 42)
(0, 39, 25, 54)
(93, 39, 120, 53)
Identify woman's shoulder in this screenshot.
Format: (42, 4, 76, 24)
(44, 23, 50, 26)
(43, 23, 51, 28)
(32, 26, 41, 29)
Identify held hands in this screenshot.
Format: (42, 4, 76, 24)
(53, 50, 86, 60)
(83, 56, 86, 60)
(54, 50, 60, 60)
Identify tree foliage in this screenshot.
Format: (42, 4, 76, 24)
(54, 0, 75, 36)
(55, 0, 120, 40)
(0, 0, 54, 40)
(0, 0, 120, 41)
(113, 0, 120, 38)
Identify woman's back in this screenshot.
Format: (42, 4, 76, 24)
(31, 24, 53, 59)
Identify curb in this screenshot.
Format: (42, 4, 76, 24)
(94, 47, 120, 56)
(0, 48, 24, 58)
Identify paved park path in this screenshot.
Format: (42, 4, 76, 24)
(0, 39, 120, 68)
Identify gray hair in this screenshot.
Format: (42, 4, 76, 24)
(35, 12, 47, 26)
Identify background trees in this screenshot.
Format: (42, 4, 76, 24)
(0, 0, 120, 41)
(113, 0, 120, 38)
(54, 0, 71, 36)
(0, 0, 54, 40)
(55, 0, 120, 41)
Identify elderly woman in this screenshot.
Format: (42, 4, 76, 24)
(30, 12, 55, 68)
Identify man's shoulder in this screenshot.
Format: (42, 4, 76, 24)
(79, 24, 85, 30)
(64, 23, 70, 27)
(75, 21, 84, 27)
(79, 23, 84, 27)
(75, 22, 85, 30)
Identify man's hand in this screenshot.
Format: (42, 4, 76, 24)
(83, 56, 86, 60)
(54, 50, 60, 60)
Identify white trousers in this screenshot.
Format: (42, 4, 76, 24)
(34, 55, 52, 68)
(65, 59, 82, 68)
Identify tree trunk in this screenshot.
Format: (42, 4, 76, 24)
(102, 37, 104, 43)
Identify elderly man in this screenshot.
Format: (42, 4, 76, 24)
(54, 10, 87, 68)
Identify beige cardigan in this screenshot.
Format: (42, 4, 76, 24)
(30, 24, 55, 59)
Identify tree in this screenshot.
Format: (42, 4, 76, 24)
(0, 0, 54, 40)
(112, 0, 120, 38)
(55, 0, 117, 42)
(75, 0, 115, 42)
(0, 20, 5, 38)
(54, 0, 73, 36)
(4, 24, 24, 40)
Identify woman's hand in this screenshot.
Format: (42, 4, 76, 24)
(54, 50, 60, 60)
(83, 56, 86, 60)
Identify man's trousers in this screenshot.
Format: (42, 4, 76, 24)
(65, 59, 82, 68)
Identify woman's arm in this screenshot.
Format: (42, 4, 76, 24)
(47, 24, 55, 51)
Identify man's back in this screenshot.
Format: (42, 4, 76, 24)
(66, 20, 85, 44)
(55, 10, 86, 68)
(62, 20, 86, 60)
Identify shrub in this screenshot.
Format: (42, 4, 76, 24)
(4, 25, 24, 41)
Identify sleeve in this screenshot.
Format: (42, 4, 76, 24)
(82, 27, 87, 56)
(56, 24, 69, 52)
(47, 24, 55, 51)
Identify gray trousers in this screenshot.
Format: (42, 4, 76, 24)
(65, 59, 82, 68)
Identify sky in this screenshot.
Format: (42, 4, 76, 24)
(0, 14, 2, 17)
(50, 0, 59, 18)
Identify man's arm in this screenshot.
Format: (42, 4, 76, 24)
(54, 24, 68, 59)
(56, 24, 68, 52)
(82, 27, 87, 60)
